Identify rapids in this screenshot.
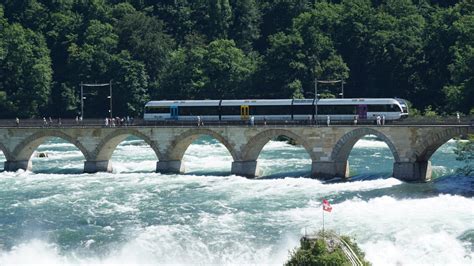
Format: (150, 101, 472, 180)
(0, 136, 472, 265)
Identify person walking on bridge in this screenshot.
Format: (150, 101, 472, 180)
(15, 117, 19, 127)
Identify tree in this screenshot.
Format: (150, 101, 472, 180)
(109, 51, 149, 116)
(116, 11, 174, 93)
(0, 19, 52, 117)
(160, 39, 257, 100)
(67, 19, 118, 117)
(208, 0, 232, 40)
(256, 0, 311, 52)
(229, 0, 260, 52)
(443, 1, 474, 113)
(202, 39, 257, 98)
(262, 2, 349, 98)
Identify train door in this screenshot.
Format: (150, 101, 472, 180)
(357, 104, 367, 119)
(240, 105, 249, 120)
(170, 105, 178, 120)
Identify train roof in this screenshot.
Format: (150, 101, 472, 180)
(145, 100, 220, 106)
(146, 98, 402, 106)
(317, 98, 401, 105)
(220, 99, 292, 106)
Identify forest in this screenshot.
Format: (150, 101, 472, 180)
(0, 0, 473, 118)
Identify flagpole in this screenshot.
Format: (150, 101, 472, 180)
(322, 205, 325, 235)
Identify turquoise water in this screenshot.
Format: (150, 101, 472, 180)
(0, 136, 472, 265)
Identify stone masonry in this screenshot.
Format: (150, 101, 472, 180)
(0, 125, 470, 182)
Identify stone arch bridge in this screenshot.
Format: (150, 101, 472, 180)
(0, 125, 471, 182)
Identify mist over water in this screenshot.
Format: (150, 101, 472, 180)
(0, 136, 472, 265)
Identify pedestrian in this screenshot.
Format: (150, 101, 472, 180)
(15, 117, 19, 127)
(57, 118, 62, 127)
(376, 115, 381, 125)
(326, 115, 330, 126)
(43, 117, 47, 127)
(308, 115, 312, 125)
(197, 116, 201, 127)
(263, 116, 267, 126)
(354, 115, 358, 126)
(382, 115, 385, 125)
(250, 116, 255, 127)
(456, 112, 460, 123)
(105, 117, 109, 127)
(75, 116, 79, 125)
(126, 116, 130, 126)
(49, 117, 53, 127)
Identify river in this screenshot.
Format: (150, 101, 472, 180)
(0, 136, 472, 265)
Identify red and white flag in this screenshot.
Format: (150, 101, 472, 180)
(322, 199, 332, 212)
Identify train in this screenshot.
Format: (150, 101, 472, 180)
(143, 98, 409, 122)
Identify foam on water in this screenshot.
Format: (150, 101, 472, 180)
(0, 136, 472, 265)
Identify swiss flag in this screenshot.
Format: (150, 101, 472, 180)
(322, 199, 332, 212)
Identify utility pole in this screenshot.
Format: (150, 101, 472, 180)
(109, 80, 113, 118)
(315, 78, 318, 126)
(80, 82, 84, 119)
(341, 80, 344, 98)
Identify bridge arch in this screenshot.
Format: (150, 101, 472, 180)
(166, 128, 237, 161)
(331, 128, 400, 163)
(242, 129, 314, 161)
(93, 129, 161, 161)
(0, 142, 13, 161)
(12, 130, 90, 161)
(414, 127, 466, 161)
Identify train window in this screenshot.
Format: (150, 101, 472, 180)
(145, 106, 169, 113)
(221, 106, 241, 115)
(250, 105, 291, 115)
(319, 105, 356, 115)
(293, 105, 314, 115)
(368, 105, 401, 112)
(179, 106, 219, 115)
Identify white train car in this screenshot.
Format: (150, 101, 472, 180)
(317, 98, 407, 121)
(143, 98, 408, 122)
(221, 99, 293, 121)
(144, 100, 220, 121)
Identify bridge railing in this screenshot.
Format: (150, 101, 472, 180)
(0, 116, 472, 128)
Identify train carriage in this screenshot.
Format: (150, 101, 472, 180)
(144, 98, 408, 122)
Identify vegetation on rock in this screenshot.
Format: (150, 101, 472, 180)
(286, 230, 371, 266)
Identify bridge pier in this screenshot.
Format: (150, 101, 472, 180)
(311, 161, 350, 180)
(231, 161, 261, 178)
(84, 160, 112, 173)
(393, 161, 432, 182)
(156, 160, 185, 174)
(4, 160, 32, 172)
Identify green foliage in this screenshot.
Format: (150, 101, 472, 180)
(286, 238, 348, 266)
(0, 20, 52, 117)
(286, 232, 371, 266)
(0, 0, 473, 117)
(423, 105, 439, 117)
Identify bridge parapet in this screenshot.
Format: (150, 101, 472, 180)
(0, 125, 468, 182)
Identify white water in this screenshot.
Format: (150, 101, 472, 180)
(0, 137, 472, 265)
